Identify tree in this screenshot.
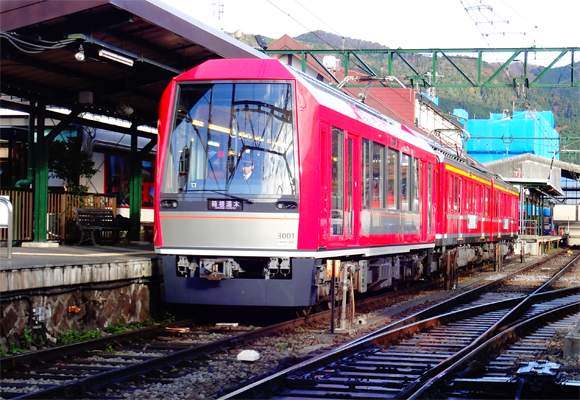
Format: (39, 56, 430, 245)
(48, 133, 98, 193)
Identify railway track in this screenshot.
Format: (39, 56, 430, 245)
(219, 250, 580, 399)
(440, 311, 580, 399)
(1, 250, 577, 399)
(0, 312, 334, 400)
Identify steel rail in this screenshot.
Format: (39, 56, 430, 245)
(218, 251, 578, 399)
(219, 288, 579, 399)
(402, 252, 580, 399)
(9, 308, 333, 399)
(1, 320, 192, 367)
(406, 301, 580, 400)
(344, 250, 566, 349)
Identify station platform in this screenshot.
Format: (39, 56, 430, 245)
(0, 242, 157, 293)
(518, 235, 565, 256)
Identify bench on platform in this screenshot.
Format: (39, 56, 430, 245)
(73, 208, 129, 246)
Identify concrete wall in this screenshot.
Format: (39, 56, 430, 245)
(554, 205, 579, 222)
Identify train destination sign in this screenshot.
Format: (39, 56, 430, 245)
(207, 199, 243, 211)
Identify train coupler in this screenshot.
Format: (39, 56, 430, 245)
(200, 258, 243, 280)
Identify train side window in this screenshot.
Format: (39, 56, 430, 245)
(458, 177, 462, 213)
(387, 148, 398, 210)
(453, 176, 458, 213)
(448, 175, 453, 213)
(362, 139, 371, 209)
(475, 184, 480, 213)
(331, 127, 345, 236)
(412, 157, 420, 212)
(428, 163, 432, 234)
(401, 153, 410, 211)
(494, 191, 499, 218)
(485, 188, 490, 215)
(472, 182, 476, 211)
(503, 193, 507, 218)
(372, 142, 385, 208)
(466, 181, 471, 212)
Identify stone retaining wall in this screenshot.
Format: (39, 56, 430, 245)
(1, 280, 153, 349)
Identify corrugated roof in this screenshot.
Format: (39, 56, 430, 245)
(484, 153, 580, 180)
(0, 0, 267, 130)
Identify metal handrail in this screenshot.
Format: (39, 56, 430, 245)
(520, 218, 538, 235)
(0, 196, 13, 258)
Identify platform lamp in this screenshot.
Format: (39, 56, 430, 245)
(98, 49, 134, 67)
(116, 101, 133, 117)
(75, 45, 85, 62)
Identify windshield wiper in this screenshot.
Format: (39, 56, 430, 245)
(189, 189, 254, 204)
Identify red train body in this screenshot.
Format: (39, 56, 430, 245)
(155, 59, 518, 308)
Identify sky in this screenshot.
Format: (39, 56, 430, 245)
(160, 0, 578, 66)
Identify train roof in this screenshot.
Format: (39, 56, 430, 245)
(174, 58, 294, 81)
(283, 63, 436, 156)
(175, 58, 436, 157)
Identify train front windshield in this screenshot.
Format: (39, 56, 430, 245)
(162, 82, 296, 196)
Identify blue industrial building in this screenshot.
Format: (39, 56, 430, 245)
(455, 110, 560, 164)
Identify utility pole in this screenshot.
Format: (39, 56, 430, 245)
(212, 1, 224, 31)
(425, 71, 444, 99)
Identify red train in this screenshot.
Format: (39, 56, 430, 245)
(154, 58, 518, 308)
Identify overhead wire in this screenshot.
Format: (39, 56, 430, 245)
(301, 1, 446, 117)
(266, 0, 420, 122)
(293, 0, 366, 51)
(265, 0, 337, 49)
(290, 0, 421, 112)
(470, 2, 578, 166)
(498, 0, 580, 79)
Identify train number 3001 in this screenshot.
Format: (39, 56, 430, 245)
(277, 232, 296, 246)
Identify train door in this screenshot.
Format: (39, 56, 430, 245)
(485, 185, 492, 239)
(422, 160, 434, 243)
(426, 161, 432, 241)
(431, 162, 443, 235)
(494, 189, 500, 238)
(441, 165, 449, 237)
(328, 126, 357, 245)
(320, 121, 330, 247)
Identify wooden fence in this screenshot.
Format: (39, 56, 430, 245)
(0, 189, 117, 244)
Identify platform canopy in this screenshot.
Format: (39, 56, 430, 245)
(484, 153, 580, 201)
(0, 0, 268, 243)
(0, 0, 267, 131)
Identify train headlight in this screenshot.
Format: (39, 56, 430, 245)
(161, 200, 178, 208)
(276, 201, 297, 210)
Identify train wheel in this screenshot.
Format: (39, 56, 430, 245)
(325, 300, 339, 310)
(295, 306, 312, 318)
